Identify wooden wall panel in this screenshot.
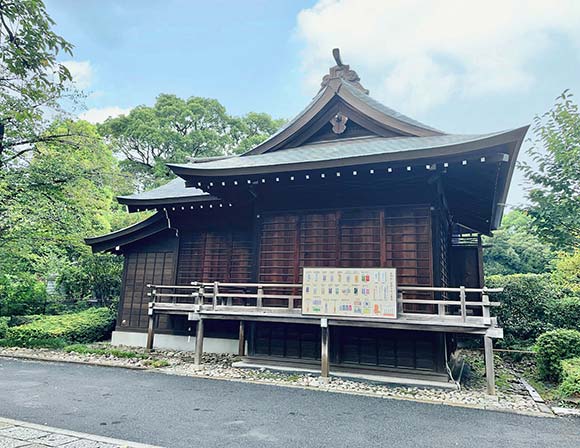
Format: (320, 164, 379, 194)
(339, 209, 381, 268)
(258, 214, 299, 284)
(177, 230, 252, 284)
(119, 250, 175, 330)
(258, 205, 434, 299)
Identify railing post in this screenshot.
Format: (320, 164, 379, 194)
(438, 295, 445, 318)
(482, 290, 491, 326)
(199, 284, 204, 306)
(397, 291, 404, 315)
(460, 286, 467, 322)
(257, 285, 263, 309)
(288, 294, 294, 310)
(212, 282, 218, 310)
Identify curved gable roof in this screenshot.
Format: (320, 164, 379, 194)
(242, 78, 444, 156)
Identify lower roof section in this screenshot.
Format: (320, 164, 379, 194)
(117, 178, 218, 212)
(85, 212, 169, 253)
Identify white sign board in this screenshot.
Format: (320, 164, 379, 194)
(302, 267, 398, 319)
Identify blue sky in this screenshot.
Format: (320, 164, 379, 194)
(46, 0, 580, 207)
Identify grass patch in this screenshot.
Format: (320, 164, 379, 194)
(143, 359, 170, 368)
(64, 343, 148, 360)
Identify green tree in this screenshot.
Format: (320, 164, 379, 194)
(0, 120, 133, 277)
(0, 0, 74, 168)
(521, 90, 580, 251)
(99, 94, 284, 189)
(483, 210, 554, 276)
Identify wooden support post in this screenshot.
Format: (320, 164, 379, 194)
(146, 304, 155, 352)
(460, 286, 467, 322)
(238, 321, 245, 357)
(194, 318, 204, 365)
(484, 335, 496, 395)
(320, 318, 329, 379)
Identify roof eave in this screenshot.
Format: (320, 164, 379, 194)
(85, 212, 169, 253)
(489, 124, 530, 230)
(168, 127, 529, 179)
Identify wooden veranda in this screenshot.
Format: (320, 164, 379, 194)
(145, 281, 503, 394)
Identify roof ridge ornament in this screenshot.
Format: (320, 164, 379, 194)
(320, 48, 369, 95)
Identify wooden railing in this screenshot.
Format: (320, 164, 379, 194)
(147, 282, 502, 325)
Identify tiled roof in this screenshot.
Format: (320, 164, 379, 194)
(117, 178, 210, 202)
(170, 131, 518, 173)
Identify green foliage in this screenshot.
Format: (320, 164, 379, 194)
(64, 343, 147, 359)
(483, 210, 554, 276)
(0, 272, 47, 316)
(488, 274, 559, 344)
(547, 296, 580, 331)
(0, 0, 75, 167)
(551, 250, 580, 293)
(57, 253, 123, 308)
(1, 307, 115, 347)
(536, 329, 580, 382)
(557, 357, 580, 398)
(521, 90, 580, 251)
(143, 359, 170, 368)
(0, 316, 8, 338)
(99, 94, 285, 189)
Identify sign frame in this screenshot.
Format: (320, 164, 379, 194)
(301, 267, 398, 319)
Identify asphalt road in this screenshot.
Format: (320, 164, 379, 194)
(0, 358, 578, 448)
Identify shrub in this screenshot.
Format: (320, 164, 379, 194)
(488, 274, 559, 344)
(536, 329, 580, 382)
(3, 308, 115, 347)
(557, 357, 580, 398)
(548, 296, 580, 331)
(57, 254, 123, 308)
(0, 317, 8, 338)
(0, 273, 48, 316)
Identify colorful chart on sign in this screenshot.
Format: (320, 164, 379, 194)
(301, 267, 398, 319)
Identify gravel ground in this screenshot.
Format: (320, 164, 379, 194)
(0, 345, 545, 416)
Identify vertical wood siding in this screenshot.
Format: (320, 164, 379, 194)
(120, 250, 175, 329)
(258, 206, 433, 294)
(177, 230, 252, 283)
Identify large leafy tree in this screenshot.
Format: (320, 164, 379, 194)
(0, 120, 133, 276)
(99, 94, 284, 189)
(483, 210, 554, 276)
(521, 90, 580, 251)
(0, 0, 74, 168)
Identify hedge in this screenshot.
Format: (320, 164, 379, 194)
(2, 308, 115, 347)
(487, 274, 559, 343)
(558, 357, 580, 398)
(547, 296, 580, 331)
(536, 329, 580, 382)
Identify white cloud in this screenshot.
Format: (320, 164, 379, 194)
(79, 106, 132, 124)
(61, 60, 93, 89)
(296, 0, 580, 113)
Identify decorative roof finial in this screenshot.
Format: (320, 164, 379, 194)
(320, 48, 369, 95)
(332, 48, 343, 67)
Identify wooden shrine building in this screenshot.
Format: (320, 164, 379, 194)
(86, 50, 527, 393)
